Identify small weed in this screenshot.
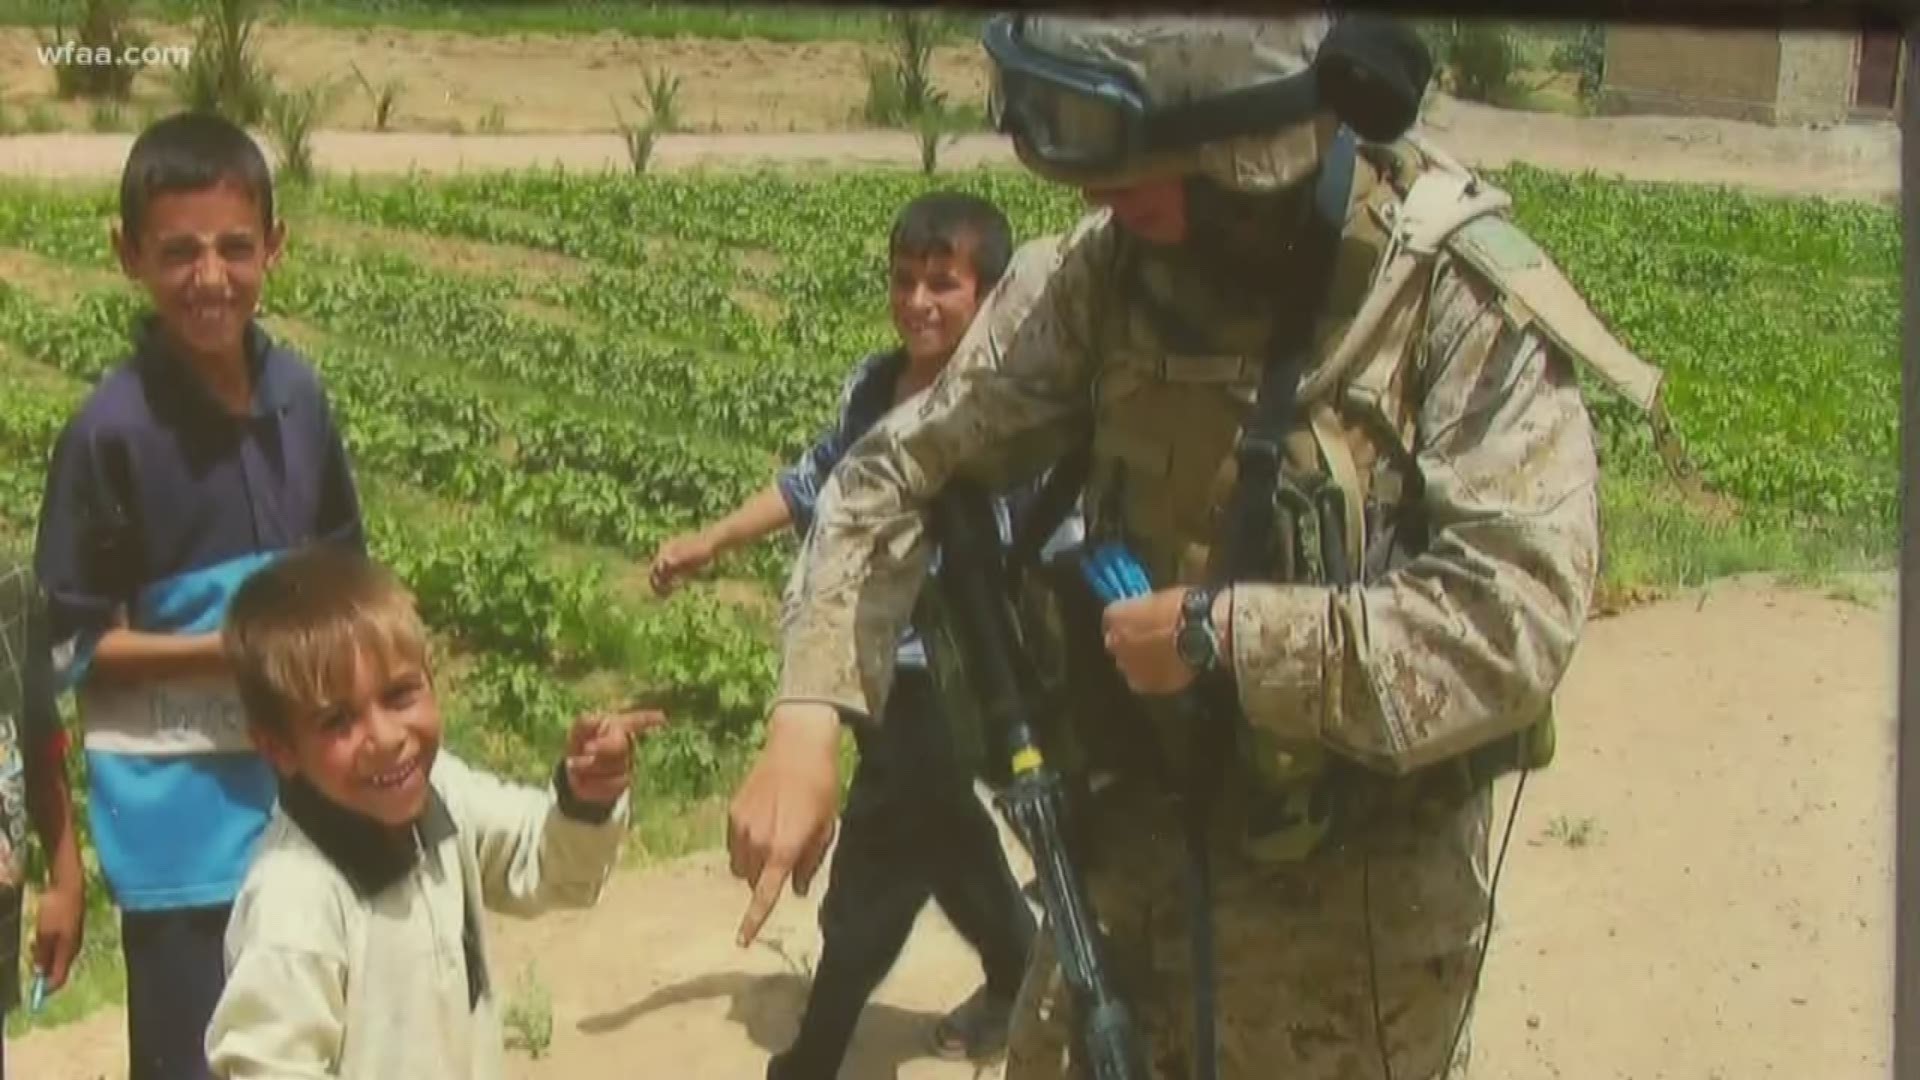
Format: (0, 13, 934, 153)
(611, 97, 657, 175)
(758, 932, 817, 983)
(172, 0, 273, 124)
(863, 10, 944, 127)
(478, 104, 508, 134)
(640, 65, 683, 134)
(267, 79, 345, 185)
(1544, 815, 1598, 848)
(349, 62, 403, 131)
(502, 964, 554, 1059)
(914, 106, 958, 176)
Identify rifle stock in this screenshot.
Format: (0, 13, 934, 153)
(928, 478, 1149, 1080)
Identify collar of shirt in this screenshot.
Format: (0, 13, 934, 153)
(844, 347, 910, 434)
(277, 772, 491, 1009)
(131, 313, 299, 422)
(277, 773, 459, 899)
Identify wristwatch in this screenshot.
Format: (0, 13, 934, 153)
(1174, 586, 1222, 674)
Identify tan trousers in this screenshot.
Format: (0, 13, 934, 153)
(1003, 777, 1492, 1079)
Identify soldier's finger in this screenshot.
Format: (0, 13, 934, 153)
(791, 818, 835, 897)
(727, 805, 762, 883)
(738, 854, 793, 947)
(736, 794, 781, 886)
(727, 818, 751, 881)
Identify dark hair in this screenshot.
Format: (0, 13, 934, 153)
(118, 111, 275, 243)
(888, 191, 1014, 292)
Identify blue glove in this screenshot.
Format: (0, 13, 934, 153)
(1079, 543, 1152, 606)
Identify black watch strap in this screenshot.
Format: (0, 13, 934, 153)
(1178, 585, 1221, 673)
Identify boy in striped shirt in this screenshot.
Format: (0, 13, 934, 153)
(32, 111, 363, 1080)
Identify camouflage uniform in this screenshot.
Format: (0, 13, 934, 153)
(771, 14, 1661, 1080)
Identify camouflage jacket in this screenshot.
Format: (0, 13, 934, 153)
(774, 150, 1609, 780)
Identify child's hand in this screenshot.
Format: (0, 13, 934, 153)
(564, 709, 669, 806)
(31, 867, 83, 992)
(648, 534, 716, 597)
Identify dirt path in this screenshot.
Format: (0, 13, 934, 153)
(0, 92, 1896, 202)
(10, 573, 1895, 1079)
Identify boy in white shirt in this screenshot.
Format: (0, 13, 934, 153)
(203, 545, 663, 1079)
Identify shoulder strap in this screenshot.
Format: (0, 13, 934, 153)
(1446, 214, 1665, 414)
(1215, 125, 1357, 583)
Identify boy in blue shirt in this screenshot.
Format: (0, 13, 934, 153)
(33, 111, 364, 1080)
(651, 192, 1056, 1077)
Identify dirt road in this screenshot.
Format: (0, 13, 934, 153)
(11, 574, 1894, 1079)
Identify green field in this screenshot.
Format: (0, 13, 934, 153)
(0, 162, 1896, 1032)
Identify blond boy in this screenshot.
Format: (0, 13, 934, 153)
(203, 546, 662, 1079)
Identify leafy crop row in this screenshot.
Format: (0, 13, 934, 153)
(1494, 164, 1898, 536)
(0, 287, 777, 746)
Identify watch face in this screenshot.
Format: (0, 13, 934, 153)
(1176, 624, 1214, 669)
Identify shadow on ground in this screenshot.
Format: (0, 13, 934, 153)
(579, 970, 990, 1080)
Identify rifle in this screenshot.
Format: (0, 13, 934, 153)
(927, 477, 1150, 1080)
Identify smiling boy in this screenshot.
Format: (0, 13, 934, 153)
(32, 111, 363, 1079)
(204, 546, 660, 1080)
(649, 192, 1055, 1076)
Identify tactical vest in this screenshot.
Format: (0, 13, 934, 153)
(1024, 136, 1665, 859)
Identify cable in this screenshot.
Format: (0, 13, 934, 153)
(1363, 849, 1395, 1080)
(1364, 766, 1530, 1080)
(1442, 768, 1529, 1077)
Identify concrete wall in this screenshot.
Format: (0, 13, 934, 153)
(1775, 30, 1858, 124)
(1600, 25, 1781, 123)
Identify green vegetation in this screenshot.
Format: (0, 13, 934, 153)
(1494, 164, 1897, 593)
(1421, 19, 1608, 114)
(0, 161, 1894, 1030)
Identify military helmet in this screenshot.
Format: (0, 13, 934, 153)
(983, 13, 1432, 193)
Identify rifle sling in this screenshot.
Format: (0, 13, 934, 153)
(1184, 126, 1357, 1080)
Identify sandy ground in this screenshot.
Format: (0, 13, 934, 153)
(7, 574, 1897, 1079)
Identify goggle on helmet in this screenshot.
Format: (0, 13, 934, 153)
(983, 13, 1431, 187)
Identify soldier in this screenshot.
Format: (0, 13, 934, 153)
(727, 12, 1664, 1079)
